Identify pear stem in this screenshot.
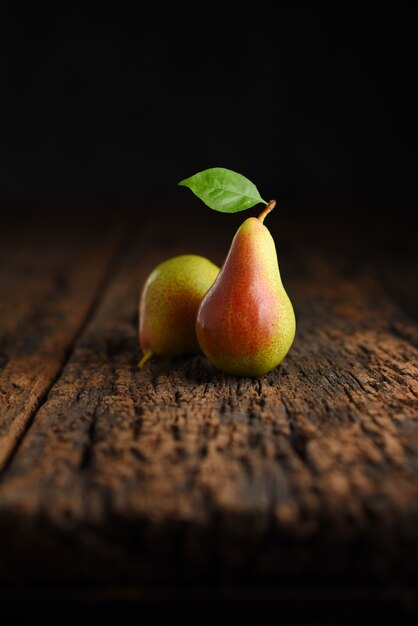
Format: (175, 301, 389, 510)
(258, 199, 276, 223)
(138, 350, 153, 369)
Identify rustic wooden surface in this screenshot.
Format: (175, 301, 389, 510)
(0, 206, 417, 604)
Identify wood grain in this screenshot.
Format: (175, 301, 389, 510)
(0, 211, 417, 585)
(0, 211, 126, 473)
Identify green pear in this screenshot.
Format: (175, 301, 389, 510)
(138, 254, 219, 367)
(196, 201, 296, 377)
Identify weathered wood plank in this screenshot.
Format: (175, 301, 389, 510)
(0, 211, 127, 473)
(0, 210, 417, 584)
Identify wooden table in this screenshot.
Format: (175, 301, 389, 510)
(0, 204, 417, 617)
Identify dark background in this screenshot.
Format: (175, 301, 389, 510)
(0, 2, 417, 225)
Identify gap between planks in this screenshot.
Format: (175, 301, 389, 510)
(0, 211, 137, 475)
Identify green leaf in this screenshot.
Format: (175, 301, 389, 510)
(178, 167, 267, 213)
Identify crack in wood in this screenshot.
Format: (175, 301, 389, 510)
(0, 214, 134, 477)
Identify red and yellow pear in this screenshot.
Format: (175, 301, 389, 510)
(196, 201, 295, 377)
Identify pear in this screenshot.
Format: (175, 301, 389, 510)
(196, 201, 295, 377)
(138, 254, 219, 367)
